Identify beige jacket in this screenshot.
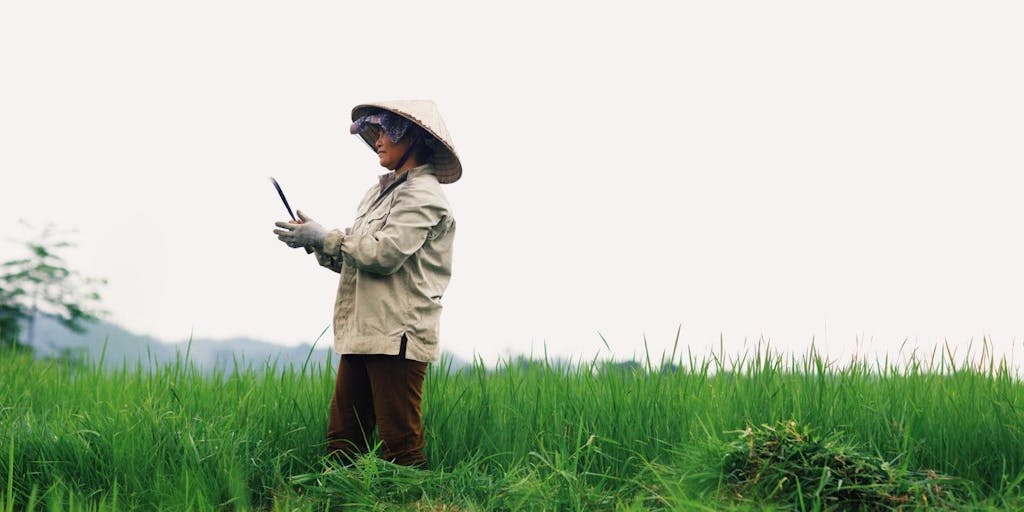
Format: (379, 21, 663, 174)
(314, 163, 455, 363)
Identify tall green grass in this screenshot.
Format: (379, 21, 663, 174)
(2, 339, 1023, 510)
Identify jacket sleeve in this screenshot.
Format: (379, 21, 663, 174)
(331, 183, 450, 276)
(316, 187, 376, 274)
(313, 229, 347, 273)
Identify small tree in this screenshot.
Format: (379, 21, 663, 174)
(0, 290, 25, 348)
(1, 221, 107, 350)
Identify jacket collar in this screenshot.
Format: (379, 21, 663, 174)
(377, 163, 436, 196)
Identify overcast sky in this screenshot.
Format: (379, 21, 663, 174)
(1, 1, 1022, 366)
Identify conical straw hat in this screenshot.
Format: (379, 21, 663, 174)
(352, 100, 462, 184)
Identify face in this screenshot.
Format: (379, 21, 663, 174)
(373, 129, 417, 171)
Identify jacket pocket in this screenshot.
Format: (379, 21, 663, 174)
(359, 207, 390, 235)
(353, 193, 395, 234)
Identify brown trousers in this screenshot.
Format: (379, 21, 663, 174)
(326, 338, 428, 466)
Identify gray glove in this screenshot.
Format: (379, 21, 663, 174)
(274, 210, 327, 250)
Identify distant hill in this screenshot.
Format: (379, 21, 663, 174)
(23, 315, 467, 371)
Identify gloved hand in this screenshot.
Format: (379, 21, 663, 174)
(274, 210, 327, 250)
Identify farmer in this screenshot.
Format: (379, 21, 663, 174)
(273, 100, 459, 467)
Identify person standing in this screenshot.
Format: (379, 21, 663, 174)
(273, 100, 460, 467)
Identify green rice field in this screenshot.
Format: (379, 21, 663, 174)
(2, 339, 1024, 510)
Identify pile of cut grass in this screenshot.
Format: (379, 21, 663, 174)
(721, 420, 968, 509)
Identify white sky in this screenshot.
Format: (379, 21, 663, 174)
(1, 1, 1022, 366)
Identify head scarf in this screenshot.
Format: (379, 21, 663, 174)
(350, 110, 414, 143)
